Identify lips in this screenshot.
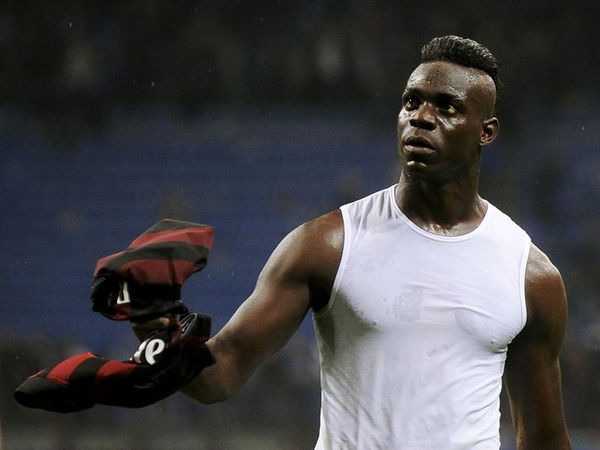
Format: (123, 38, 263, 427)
(402, 135, 436, 167)
(403, 135, 435, 150)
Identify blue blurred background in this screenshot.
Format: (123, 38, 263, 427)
(1, 1, 599, 448)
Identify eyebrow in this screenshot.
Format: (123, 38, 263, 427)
(403, 88, 466, 105)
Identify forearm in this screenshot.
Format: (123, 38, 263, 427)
(181, 366, 233, 404)
(509, 361, 571, 450)
(181, 355, 240, 403)
(180, 337, 254, 404)
(515, 430, 571, 450)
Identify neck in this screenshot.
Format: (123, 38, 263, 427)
(396, 166, 486, 236)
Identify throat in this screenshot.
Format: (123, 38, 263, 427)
(421, 222, 473, 236)
(395, 178, 487, 236)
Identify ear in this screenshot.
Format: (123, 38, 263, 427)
(480, 117, 499, 147)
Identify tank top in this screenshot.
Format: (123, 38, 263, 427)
(313, 185, 530, 449)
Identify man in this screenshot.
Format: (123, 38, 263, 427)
(138, 35, 571, 449)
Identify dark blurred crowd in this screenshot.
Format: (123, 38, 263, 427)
(2, 1, 599, 125)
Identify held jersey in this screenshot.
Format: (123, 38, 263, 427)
(313, 185, 531, 450)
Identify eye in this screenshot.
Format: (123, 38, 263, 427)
(402, 94, 419, 110)
(442, 105, 457, 115)
(437, 97, 459, 114)
(438, 101, 453, 112)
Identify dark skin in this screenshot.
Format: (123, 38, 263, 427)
(136, 61, 570, 449)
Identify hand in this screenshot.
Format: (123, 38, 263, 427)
(132, 315, 173, 342)
(15, 313, 215, 412)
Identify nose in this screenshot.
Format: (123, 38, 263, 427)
(409, 103, 436, 131)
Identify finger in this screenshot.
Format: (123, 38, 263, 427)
(132, 317, 171, 340)
(134, 317, 171, 330)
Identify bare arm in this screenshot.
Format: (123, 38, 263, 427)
(181, 211, 343, 403)
(504, 243, 571, 449)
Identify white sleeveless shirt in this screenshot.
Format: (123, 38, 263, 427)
(313, 185, 530, 450)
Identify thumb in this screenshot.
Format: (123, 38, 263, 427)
(132, 317, 171, 341)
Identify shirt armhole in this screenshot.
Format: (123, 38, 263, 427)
(518, 237, 531, 331)
(313, 205, 353, 319)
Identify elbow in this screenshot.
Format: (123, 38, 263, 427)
(193, 386, 234, 404)
(181, 375, 239, 404)
(197, 394, 228, 405)
(181, 385, 227, 404)
(182, 339, 251, 404)
(515, 430, 571, 450)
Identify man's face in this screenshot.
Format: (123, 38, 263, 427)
(397, 61, 497, 181)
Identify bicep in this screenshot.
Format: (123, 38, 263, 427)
(186, 211, 342, 402)
(210, 260, 312, 381)
(187, 251, 311, 401)
(504, 244, 570, 448)
(202, 213, 341, 395)
(504, 321, 567, 447)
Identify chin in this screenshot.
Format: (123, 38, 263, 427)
(402, 163, 464, 185)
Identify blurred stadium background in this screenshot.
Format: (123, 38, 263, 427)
(1, 1, 599, 448)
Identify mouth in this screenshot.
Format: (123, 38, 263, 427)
(403, 136, 435, 151)
(402, 136, 436, 168)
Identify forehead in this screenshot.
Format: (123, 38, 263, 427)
(405, 61, 492, 99)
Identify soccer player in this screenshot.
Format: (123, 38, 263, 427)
(137, 35, 571, 449)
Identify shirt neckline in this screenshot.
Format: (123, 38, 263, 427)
(389, 184, 492, 242)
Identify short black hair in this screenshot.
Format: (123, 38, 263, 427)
(420, 35, 501, 90)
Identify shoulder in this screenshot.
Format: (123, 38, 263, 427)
(272, 209, 343, 259)
(525, 243, 567, 314)
(525, 244, 563, 287)
(523, 243, 568, 346)
(297, 209, 344, 249)
(259, 210, 344, 285)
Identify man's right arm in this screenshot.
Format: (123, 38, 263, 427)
(171, 210, 343, 403)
